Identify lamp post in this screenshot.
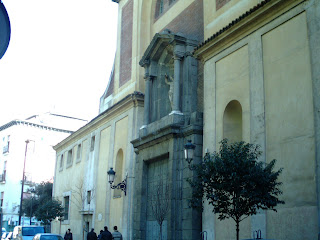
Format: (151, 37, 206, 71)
(107, 167, 127, 196)
(19, 140, 30, 225)
(184, 140, 196, 165)
(29, 188, 35, 225)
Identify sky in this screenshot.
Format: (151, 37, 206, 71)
(0, 0, 118, 126)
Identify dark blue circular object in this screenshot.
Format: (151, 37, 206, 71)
(0, 2, 11, 59)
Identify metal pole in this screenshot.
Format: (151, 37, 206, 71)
(19, 140, 29, 225)
(29, 196, 33, 225)
(0, 208, 2, 235)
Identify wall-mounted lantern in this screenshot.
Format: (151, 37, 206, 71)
(184, 140, 196, 165)
(107, 167, 127, 196)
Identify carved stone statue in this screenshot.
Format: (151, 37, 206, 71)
(165, 73, 173, 109)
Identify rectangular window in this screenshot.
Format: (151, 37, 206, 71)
(3, 135, 10, 154)
(1, 161, 7, 182)
(87, 191, 91, 204)
(77, 144, 81, 160)
(0, 192, 4, 207)
(90, 136, 95, 151)
(64, 196, 69, 220)
(60, 154, 64, 169)
(67, 149, 73, 164)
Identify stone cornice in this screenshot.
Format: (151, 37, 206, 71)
(0, 120, 73, 134)
(53, 92, 144, 151)
(140, 30, 198, 67)
(193, 0, 305, 62)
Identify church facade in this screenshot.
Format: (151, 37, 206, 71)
(52, 0, 320, 239)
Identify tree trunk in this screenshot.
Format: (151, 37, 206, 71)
(159, 223, 163, 240)
(236, 220, 240, 240)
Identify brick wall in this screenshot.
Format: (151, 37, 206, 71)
(120, 0, 133, 87)
(161, 0, 204, 42)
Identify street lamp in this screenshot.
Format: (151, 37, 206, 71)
(19, 140, 29, 225)
(19, 140, 34, 225)
(29, 188, 35, 225)
(107, 167, 127, 196)
(184, 140, 196, 165)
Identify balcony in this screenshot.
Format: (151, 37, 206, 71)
(20, 174, 33, 185)
(0, 174, 5, 183)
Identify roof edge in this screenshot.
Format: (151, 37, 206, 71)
(53, 91, 144, 151)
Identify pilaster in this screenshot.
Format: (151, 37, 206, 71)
(249, 32, 267, 238)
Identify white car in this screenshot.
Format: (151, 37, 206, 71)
(5, 232, 12, 240)
(1, 232, 9, 240)
(32, 234, 63, 240)
(13, 226, 45, 240)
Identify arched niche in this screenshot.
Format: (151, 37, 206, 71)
(114, 149, 124, 198)
(223, 100, 243, 142)
(149, 46, 174, 122)
(140, 30, 198, 125)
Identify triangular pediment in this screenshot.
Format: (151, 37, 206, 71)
(139, 30, 197, 67)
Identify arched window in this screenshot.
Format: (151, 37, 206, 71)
(114, 149, 124, 198)
(223, 100, 243, 142)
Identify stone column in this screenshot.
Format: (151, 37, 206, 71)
(170, 53, 183, 115)
(141, 67, 152, 128)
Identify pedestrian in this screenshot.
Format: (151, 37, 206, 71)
(111, 226, 122, 240)
(87, 228, 97, 240)
(64, 229, 73, 240)
(97, 230, 103, 240)
(100, 226, 112, 240)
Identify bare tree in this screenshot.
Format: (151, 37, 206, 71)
(69, 177, 96, 212)
(150, 179, 170, 240)
(64, 176, 96, 240)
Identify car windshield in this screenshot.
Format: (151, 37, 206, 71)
(22, 228, 45, 236)
(40, 236, 63, 240)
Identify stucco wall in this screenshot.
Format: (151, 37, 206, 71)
(263, 12, 317, 239)
(202, 2, 318, 239)
(203, 0, 264, 40)
(95, 126, 111, 232)
(215, 45, 250, 145)
(109, 116, 128, 230)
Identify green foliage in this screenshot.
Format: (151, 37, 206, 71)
(21, 197, 39, 218)
(21, 181, 64, 224)
(188, 139, 284, 240)
(35, 199, 64, 225)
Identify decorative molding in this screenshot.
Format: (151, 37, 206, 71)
(194, 0, 305, 61)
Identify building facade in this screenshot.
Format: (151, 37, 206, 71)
(0, 113, 86, 230)
(52, 0, 320, 239)
(194, 0, 320, 239)
(51, 92, 144, 239)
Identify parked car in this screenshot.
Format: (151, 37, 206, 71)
(5, 232, 12, 240)
(12, 226, 45, 240)
(1, 232, 9, 240)
(32, 234, 63, 240)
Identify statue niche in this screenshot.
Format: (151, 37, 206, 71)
(164, 73, 173, 109)
(149, 58, 174, 122)
(140, 30, 199, 126)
